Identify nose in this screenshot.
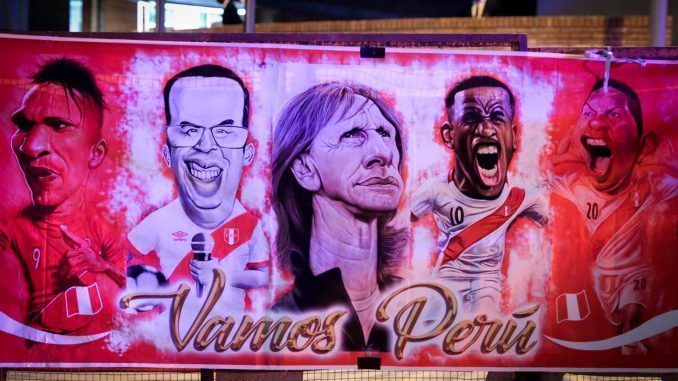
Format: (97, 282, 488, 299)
(362, 131, 393, 169)
(19, 124, 51, 159)
(588, 114, 606, 130)
(194, 128, 218, 152)
(476, 119, 495, 137)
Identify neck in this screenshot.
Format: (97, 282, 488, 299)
(453, 165, 474, 196)
(36, 189, 86, 224)
(181, 197, 235, 229)
(452, 166, 501, 200)
(309, 196, 379, 301)
(595, 173, 635, 197)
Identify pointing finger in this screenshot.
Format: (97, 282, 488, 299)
(60, 225, 87, 249)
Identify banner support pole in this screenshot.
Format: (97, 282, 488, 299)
(156, 0, 166, 33)
(650, 0, 667, 46)
(200, 368, 214, 381)
(245, 0, 256, 33)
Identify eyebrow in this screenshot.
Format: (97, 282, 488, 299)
(178, 119, 235, 126)
(43, 116, 75, 126)
(375, 126, 393, 134)
(583, 102, 623, 113)
(11, 111, 31, 127)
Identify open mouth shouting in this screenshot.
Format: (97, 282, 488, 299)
(186, 160, 223, 182)
(473, 142, 501, 187)
(581, 136, 612, 177)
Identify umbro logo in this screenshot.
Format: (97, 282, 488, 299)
(171, 231, 189, 241)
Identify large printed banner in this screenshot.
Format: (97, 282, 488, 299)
(0, 34, 676, 371)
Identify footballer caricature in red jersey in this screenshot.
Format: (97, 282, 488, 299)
(550, 79, 677, 355)
(0, 58, 125, 346)
(126, 65, 269, 314)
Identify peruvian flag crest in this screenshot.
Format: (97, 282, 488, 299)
(556, 290, 590, 323)
(64, 283, 103, 318)
(224, 228, 240, 246)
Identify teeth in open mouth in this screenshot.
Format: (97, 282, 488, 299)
(479, 165, 498, 178)
(586, 138, 607, 147)
(188, 162, 221, 182)
(477, 145, 498, 155)
(475, 143, 500, 185)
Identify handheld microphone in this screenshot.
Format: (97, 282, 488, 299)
(191, 233, 214, 297)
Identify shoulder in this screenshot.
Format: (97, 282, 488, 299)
(412, 179, 454, 206)
(548, 171, 585, 193)
(647, 172, 677, 202)
(271, 292, 300, 313)
(419, 179, 451, 194)
(131, 200, 180, 234)
(128, 200, 181, 252)
(0, 210, 35, 240)
(520, 184, 546, 204)
(220, 200, 261, 231)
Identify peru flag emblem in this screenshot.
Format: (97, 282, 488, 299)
(556, 290, 590, 323)
(65, 283, 103, 318)
(224, 228, 240, 246)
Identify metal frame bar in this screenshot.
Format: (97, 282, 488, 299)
(531, 46, 678, 60)
(1, 31, 528, 51)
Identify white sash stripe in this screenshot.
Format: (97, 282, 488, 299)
(545, 309, 678, 350)
(0, 311, 109, 345)
(565, 293, 581, 321)
(75, 287, 94, 315)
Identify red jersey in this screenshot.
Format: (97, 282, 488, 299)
(0, 207, 124, 336)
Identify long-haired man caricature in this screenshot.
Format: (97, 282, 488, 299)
(271, 82, 406, 351)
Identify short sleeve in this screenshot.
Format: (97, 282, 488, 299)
(246, 221, 270, 268)
(127, 216, 157, 256)
(651, 173, 677, 204)
(411, 181, 436, 218)
(521, 189, 549, 227)
(93, 217, 125, 271)
(548, 172, 579, 205)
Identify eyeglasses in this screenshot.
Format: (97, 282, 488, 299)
(166, 124, 248, 149)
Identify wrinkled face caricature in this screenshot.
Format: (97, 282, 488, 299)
(164, 77, 253, 227)
(11, 84, 104, 208)
(445, 86, 516, 199)
(303, 96, 403, 215)
(575, 88, 642, 194)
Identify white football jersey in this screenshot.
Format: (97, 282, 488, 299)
(128, 198, 269, 312)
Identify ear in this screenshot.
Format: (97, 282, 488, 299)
(88, 139, 107, 168)
(242, 143, 254, 166)
(290, 153, 321, 192)
(441, 122, 454, 149)
(640, 132, 659, 157)
(512, 123, 518, 150)
(162, 144, 172, 168)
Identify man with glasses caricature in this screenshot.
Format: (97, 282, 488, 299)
(127, 65, 269, 312)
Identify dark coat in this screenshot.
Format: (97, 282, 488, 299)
(273, 266, 400, 352)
